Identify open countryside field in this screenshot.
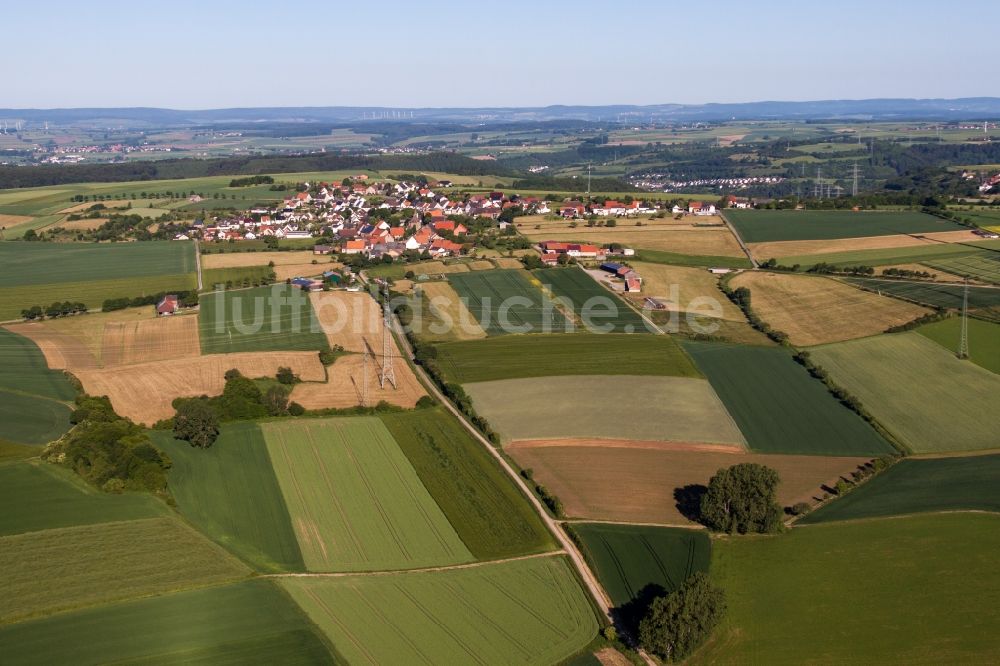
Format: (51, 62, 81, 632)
(925, 248, 1000, 284)
(775, 238, 1000, 269)
(0, 579, 337, 665)
(10, 311, 200, 371)
(467, 375, 745, 445)
(199, 285, 329, 354)
(0, 393, 73, 446)
(281, 556, 598, 665)
(202, 250, 326, 270)
(692, 514, 1000, 665)
(368, 259, 472, 280)
(261, 418, 473, 572)
(682, 341, 896, 456)
(508, 441, 870, 524)
(76, 350, 326, 425)
(810, 333, 1000, 453)
(731, 272, 929, 346)
(0, 463, 166, 537)
(802, 454, 1000, 524)
(0, 517, 249, 625)
(0, 328, 76, 445)
(626, 262, 745, 321)
(633, 248, 753, 269)
(747, 229, 983, 263)
(844, 277, 1000, 322)
(0, 328, 79, 400)
(534, 267, 651, 333)
(381, 408, 555, 559)
(917, 317, 1000, 373)
(150, 424, 304, 573)
(308, 290, 385, 352)
(434, 333, 700, 383)
(724, 209, 965, 243)
(289, 350, 426, 410)
(410, 280, 488, 342)
(0, 240, 194, 287)
(573, 523, 710, 607)
(523, 225, 746, 257)
(0, 273, 198, 322)
(448, 268, 568, 335)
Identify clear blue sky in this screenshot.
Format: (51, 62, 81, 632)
(7, 0, 996, 108)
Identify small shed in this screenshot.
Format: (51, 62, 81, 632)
(156, 295, 179, 316)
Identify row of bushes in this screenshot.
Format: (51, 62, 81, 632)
(20, 301, 87, 320)
(520, 468, 564, 518)
(792, 351, 905, 453)
(103, 290, 199, 312)
(886, 309, 950, 333)
(720, 279, 790, 345)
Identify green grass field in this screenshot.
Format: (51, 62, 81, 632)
(202, 265, 275, 290)
(0, 392, 72, 445)
(465, 375, 745, 445)
(0, 326, 74, 445)
(682, 341, 895, 456)
(261, 417, 473, 572)
(447, 269, 569, 335)
(724, 209, 964, 243)
(533, 267, 651, 334)
(925, 249, 1000, 284)
(693, 513, 1000, 664)
(801, 454, 1000, 524)
(917, 317, 1000, 373)
(777, 239, 1000, 269)
(150, 425, 304, 572)
(573, 523, 710, 608)
(433, 333, 701, 383)
(0, 273, 198, 321)
(281, 555, 598, 665)
(198, 284, 328, 354)
(810, 333, 1000, 453)
(381, 408, 555, 559)
(0, 579, 336, 665)
(0, 329, 76, 400)
(844, 277, 1000, 322)
(0, 241, 195, 287)
(635, 248, 753, 269)
(0, 462, 166, 537)
(0, 517, 249, 624)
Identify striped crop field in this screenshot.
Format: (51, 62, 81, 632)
(260, 417, 473, 572)
(281, 555, 598, 665)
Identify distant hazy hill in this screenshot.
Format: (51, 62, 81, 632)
(2, 98, 999, 125)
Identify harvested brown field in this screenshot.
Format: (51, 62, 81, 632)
(201, 250, 329, 269)
(53, 218, 110, 231)
(627, 262, 745, 322)
(730, 272, 930, 346)
(309, 291, 383, 353)
(523, 225, 745, 256)
(290, 352, 425, 410)
(75, 351, 326, 425)
(413, 281, 487, 341)
(57, 200, 132, 214)
(7, 308, 156, 369)
(272, 263, 327, 281)
(3, 322, 99, 371)
(493, 257, 525, 269)
(392, 279, 414, 294)
(506, 441, 870, 524)
(468, 260, 495, 271)
(0, 214, 33, 226)
(101, 314, 200, 367)
(747, 230, 983, 262)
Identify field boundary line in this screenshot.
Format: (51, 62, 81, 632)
(381, 305, 614, 619)
(263, 550, 564, 579)
(794, 508, 1000, 528)
(719, 210, 759, 268)
(561, 518, 708, 531)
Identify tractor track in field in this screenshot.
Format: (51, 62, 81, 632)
(262, 550, 565, 579)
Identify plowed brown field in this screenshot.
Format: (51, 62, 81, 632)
(507, 440, 870, 524)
